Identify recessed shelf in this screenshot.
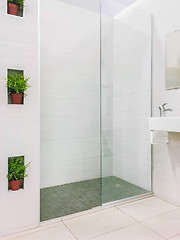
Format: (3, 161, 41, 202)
(8, 156, 25, 191)
(7, 69, 24, 105)
(7, 1, 23, 17)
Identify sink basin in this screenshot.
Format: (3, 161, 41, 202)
(149, 117, 180, 132)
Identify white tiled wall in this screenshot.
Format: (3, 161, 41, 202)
(40, 0, 100, 188)
(113, 7, 152, 190)
(133, 0, 180, 205)
(0, 0, 39, 237)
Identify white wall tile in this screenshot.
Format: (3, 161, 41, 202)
(41, 117, 99, 141)
(40, 138, 100, 187)
(41, 95, 99, 118)
(40, 71, 99, 96)
(0, 10, 38, 46)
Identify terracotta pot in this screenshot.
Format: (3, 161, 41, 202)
(9, 180, 21, 191)
(11, 93, 23, 104)
(8, 3, 19, 16)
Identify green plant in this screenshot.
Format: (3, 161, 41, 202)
(8, 0, 24, 10)
(7, 157, 31, 181)
(6, 73, 30, 96)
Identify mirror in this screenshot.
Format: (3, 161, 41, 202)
(166, 30, 180, 89)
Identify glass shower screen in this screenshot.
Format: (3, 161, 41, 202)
(40, 0, 152, 222)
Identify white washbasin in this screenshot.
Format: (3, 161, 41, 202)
(149, 117, 180, 132)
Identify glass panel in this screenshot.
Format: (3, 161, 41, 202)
(40, 0, 101, 221)
(101, 0, 152, 204)
(40, 0, 152, 221)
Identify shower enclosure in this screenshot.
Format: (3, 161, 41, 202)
(40, 0, 152, 222)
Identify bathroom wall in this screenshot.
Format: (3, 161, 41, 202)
(113, 8, 152, 190)
(0, 0, 39, 237)
(133, 0, 180, 205)
(40, 0, 100, 188)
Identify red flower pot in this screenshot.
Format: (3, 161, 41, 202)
(9, 180, 21, 191)
(11, 93, 23, 104)
(8, 3, 19, 16)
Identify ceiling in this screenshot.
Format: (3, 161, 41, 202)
(57, 0, 138, 16)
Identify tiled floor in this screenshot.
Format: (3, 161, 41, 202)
(2, 196, 180, 240)
(40, 176, 149, 221)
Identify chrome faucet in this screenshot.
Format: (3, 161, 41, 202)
(159, 102, 173, 117)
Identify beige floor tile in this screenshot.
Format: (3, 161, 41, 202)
(6, 223, 76, 240)
(117, 196, 178, 221)
(143, 209, 180, 239)
(91, 223, 165, 240)
(63, 207, 136, 240)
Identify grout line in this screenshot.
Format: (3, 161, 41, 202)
(0, 222, 62, 240)
(116, 198, 179, 223)
(86, 223, 140, 240)
(62, 221, 79, 240)
(119, 205, 179, 223)
(140, 221, 168, 240)
(141, 207, 180, 223)
(116, 205, 180, 240)
(116, 208, 140, 224)
(62, 206, 139, 240)
(155, 195, 180, 209)
(61, 205, 139, 240)
(115, 207, 167, 240)
(83, 222, 139, 240)
(168, 233, 180, 239)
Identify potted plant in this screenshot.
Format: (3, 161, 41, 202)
(7, 157, 31, 191)
(6, 73, 30, 104)
(7, 0, 24, 16)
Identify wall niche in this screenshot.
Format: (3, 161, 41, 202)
(7, 1, 24, 17)
(7, 69, 24, 105)
(8, 156, 25, 191)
